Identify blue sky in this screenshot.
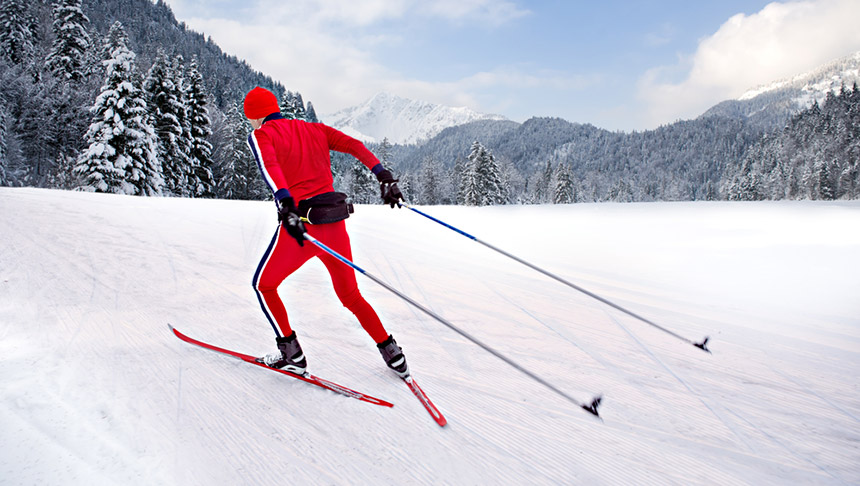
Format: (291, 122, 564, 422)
(163, 0, 860, 131)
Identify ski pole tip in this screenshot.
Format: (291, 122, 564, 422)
(693, 336, 711, 353)
(581, 395, 602, 418)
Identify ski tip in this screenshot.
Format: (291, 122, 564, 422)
(693, 336, 711, 354)
(581, 395, 602, 418)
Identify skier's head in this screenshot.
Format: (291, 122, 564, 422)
(244, 86, 280, 121)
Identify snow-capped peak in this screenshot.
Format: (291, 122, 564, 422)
(323, 92, 507, 145)
(738, 50, 860, 102)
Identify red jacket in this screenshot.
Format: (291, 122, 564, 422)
(248, 113, 382, 202)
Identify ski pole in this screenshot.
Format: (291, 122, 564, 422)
(397, 202, 710, 353)
(303, 232, 603, 417)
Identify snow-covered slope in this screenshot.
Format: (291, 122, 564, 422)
(323, 92, 507, 145)
(738, 50, 860, 102)
(703, 50, 860, 129)
(2, 188, 859, 484)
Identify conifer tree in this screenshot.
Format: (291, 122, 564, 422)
(215, 103, 250, 199)
(376, 137, 393, 166)
(101, 20, 128, 63)
(0, 104, 7, 185)
(816, 159, 836, 200)
(532, 161, 553, 203)
(281, 91, 307, 120)
(419, 155, 443, 205)
(553, 162, 575, 204)
(0, 0, 37, 65)
(348, 158, 378, 203)
(186, 57, 215, 198)
(45, 0, 91, 81)
(306, 101, 319, 123)
(76, 22, 160, 196)
(172, 55, 194, 195)
(292, 91, 307, 121)
(465, 140, 505, 206)
(143, 50, 187, 195)
(459, 146, 480, 206)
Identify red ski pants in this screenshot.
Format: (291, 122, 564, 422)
(253, 220, 389, 344)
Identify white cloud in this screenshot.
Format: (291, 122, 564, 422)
(638, 0, 860, 128)
(164, 0, 536, 116)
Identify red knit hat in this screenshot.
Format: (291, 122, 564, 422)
(243, 87, 280, 119)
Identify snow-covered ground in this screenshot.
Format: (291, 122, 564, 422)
(1, 187, 858, 485)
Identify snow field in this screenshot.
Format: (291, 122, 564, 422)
(1, 187, 859, 484)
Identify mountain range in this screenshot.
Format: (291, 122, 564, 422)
(702, 50, 860, 130)
(329, 50, 860, 148)
(323, 92, 507, 145)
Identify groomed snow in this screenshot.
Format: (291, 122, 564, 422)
(1, 187, 858, 484)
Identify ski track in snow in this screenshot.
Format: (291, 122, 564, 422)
(1, 187, 859, 485)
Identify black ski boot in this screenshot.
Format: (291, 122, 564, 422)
(258, 331, 307, 375)
(377, 334, 410, 378)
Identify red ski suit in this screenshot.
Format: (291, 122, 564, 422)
(248, 113, 389, 343)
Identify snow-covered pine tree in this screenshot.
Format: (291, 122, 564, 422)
(173, 54, 194, 196)
(216, 102, 268, 200)
(0, 0, 37, 65)
(280, 91, 294, 119)
(281, 91, 307, 121)
(460, 142, 481, 206)
(292, 91, 307, 121)
(100, 20, 127, 63)
(76, 22, 161, 196)
(0, 103, 7, 185)
(816, 158, 837, 200)
(306, 101, 319, 123)
(44, 0, 91, 82)
(376, 137, 393, 166)
(213, 103, 244, 198)
(469, 140, 505, 206)
(348, 158, 378, 203)
(419, 155, 443, 205)
(186, 57, 215, 198)
(531, 161, 553, 204)
(553, 162, 575, 204)
(143, 50, 187, 196)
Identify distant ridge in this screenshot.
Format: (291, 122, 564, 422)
(702, 50, 860, 130)
(323, 92, 507, 145)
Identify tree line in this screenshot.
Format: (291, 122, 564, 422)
(1, 0, 857, 205)
(0, 0, 296, 200)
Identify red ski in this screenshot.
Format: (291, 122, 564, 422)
(170, 325, 393, 408)
(403, 375, 447, 427)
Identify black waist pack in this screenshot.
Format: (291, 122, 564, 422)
(298, 192, 354, 224)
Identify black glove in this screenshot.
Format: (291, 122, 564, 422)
(375, 169, 404, 208)
(277, 196, 305, 246)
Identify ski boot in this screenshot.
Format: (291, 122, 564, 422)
(258, 331, 307, 375)
(377, 334, 410, 378)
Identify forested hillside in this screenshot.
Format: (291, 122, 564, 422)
(0, 0, 856, 205)
(0, 0, 304, 199)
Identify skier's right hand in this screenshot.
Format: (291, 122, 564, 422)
(276, 191, 305, 246)
(375, 169, 404, 208)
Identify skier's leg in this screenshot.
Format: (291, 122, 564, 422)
(253, 225, 314, 338)
(314, 222, 389, 344)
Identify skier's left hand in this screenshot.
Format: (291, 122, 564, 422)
(376, 169, 404, 208)
(275, 192, 305, 246)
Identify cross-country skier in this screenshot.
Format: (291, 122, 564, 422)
(243, 86, 408, 378)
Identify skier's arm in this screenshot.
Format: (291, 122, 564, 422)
(247, 130, 290, 201)
(320, 124, 403, 207)
(320, 124, 384, 174)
